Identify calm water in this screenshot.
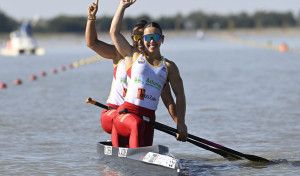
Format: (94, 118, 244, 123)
(1, 32, 300, 175)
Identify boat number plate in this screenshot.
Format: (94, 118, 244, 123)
(142, 152, 177, 169)
(104, 146, 112, 155)
(118, 148, 128, 157)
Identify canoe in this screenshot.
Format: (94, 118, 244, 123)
(97, 141, 181, 175)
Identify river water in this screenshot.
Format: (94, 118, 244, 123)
(1, 31, 300, 175)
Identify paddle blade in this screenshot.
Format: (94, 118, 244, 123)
(244, 154, 270, 162)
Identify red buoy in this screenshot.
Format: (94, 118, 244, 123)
(30, 75, 37, 81)
(51, 68, 57, 74)
(68, 64, 73, 69)
(60, 66, 66, 71)
(40, 71, 46, 77)
(278, 44, 289, 52)
(14, 79, 22, 85)
(0, 83, 7, 89)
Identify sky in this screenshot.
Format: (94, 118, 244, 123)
(0, 0, 299, 21)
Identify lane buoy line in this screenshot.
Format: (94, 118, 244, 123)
(0, 55, 103, 89)
(210, 34, 298, 54)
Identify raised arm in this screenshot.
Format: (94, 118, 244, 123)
(86, 0, 121, 61)
(166, 60, 188, 142)
(110, 0, 136, 57)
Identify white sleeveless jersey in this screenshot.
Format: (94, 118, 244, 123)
(107, 58, 127, 105)
(125, 52, 168, 110)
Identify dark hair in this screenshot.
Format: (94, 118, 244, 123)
(144, 22, 163, 35)
(131, 20, 148, 35)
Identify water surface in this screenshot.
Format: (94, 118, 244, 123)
(1, 32, 300, 175)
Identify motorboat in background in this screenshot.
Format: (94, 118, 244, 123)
(1, 20, 45, 56)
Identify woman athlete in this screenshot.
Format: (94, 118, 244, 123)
(110, 0, 188, 148)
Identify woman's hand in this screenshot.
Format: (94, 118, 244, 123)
(176, 123, 188, 142)
(88, 0, 99, 17)
(120, 0, 136, 9)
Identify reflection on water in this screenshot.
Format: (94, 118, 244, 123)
(1, 33, 300, 175)
(180, 158, 300, 176)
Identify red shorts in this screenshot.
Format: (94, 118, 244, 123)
(101, 103, 129, 147)
(100, 103, 119, 134)
(112, 102, 156, 148)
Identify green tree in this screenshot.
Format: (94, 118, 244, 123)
(47, 15, 86, 33)
(96, 16, 113, 31)
(0, 9, 298, 33)
(0, 10, 19, 32)
(253, 11, 296, 28)
(186, 11, 207, 29)
(232, 12, 254, 28)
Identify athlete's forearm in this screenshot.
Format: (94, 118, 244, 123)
(161, 84, 178, 123)
(110, 5, 124, 38)
(85, 20, 98, 49)
(176, 92, 186, 125)
(176, 89, 187, 142)
(165, 100, 178, 123)
(110, 5, 129, 56)
(110, 2, 134, 58)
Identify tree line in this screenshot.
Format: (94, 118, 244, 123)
(1, 9, 300, 33)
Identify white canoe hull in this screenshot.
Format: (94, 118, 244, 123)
(97, 141, 181, 176)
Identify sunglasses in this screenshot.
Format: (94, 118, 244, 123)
(132, 35, 143, 41)
(143, 34, 162, 42)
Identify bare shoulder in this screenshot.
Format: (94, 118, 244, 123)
(113, 51, 124, 65)
(124, 50, 143, 69)
(132, 49, 143, 62)
(124, 51, 138, 70)
(165, 58, 179, 72)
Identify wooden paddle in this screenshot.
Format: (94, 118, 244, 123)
(85, 97, 269, 162)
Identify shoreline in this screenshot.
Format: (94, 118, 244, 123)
(1, 27, 299, 42)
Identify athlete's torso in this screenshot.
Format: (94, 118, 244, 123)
(107, 58, 127, 105)
(125, 52, 168, 110)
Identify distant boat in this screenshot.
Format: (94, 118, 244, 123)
(0, 21, 45, 56)
(196, 29, 205, 40)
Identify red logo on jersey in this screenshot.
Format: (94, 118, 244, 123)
(123, 88, 127, 97)
(138, 58, 145, 64)
(137, 88, 146, 100)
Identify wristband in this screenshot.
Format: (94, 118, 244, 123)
(88, 15, 96, 21)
